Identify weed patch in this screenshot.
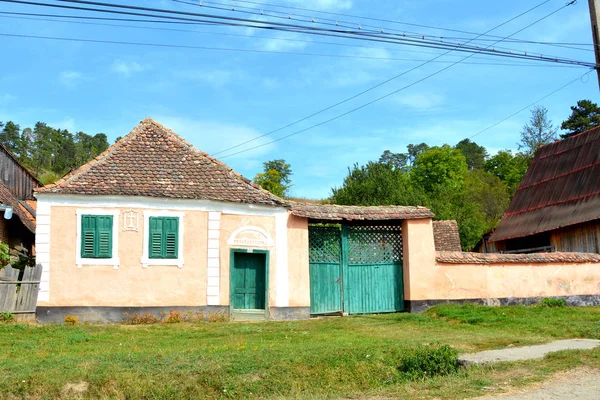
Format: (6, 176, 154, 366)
(539, 298, 566, 308)
(398, 344, 459, 380)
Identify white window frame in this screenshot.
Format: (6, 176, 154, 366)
(141, 210, 185, 268)
(76, 209, 121, 269)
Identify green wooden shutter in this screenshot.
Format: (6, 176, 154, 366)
(81, 215, 96, 258)
(81, 215, 113, 258)
(164, 217, 179, 259)
(149, 217, 179, 259)
(149, 217, 163, 259)
(96, 216, 113, 258)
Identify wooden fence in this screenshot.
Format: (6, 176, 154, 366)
(0, 264, 42, 322)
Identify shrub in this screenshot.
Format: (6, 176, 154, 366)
(163, 310, 186, 324)
(185, 311, 205, 323)
(122, 312, 160, 325)
(207, 310, 230, 323)
(398, 344, 459, 380)
(64, 315, 79, 325)
(0, 312, 14, 323)
(539, 298, 566, 308)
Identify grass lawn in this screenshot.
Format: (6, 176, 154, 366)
(1, 304, 600, 399)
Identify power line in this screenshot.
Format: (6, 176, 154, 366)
(178, 0, 594, 54)
(225, 0, 597, 51)
(215, 0, 579, 158)
(2, 11, 584, 66)
(1, 30, 583, 68)
(2, 0, 593, 68)
(469, 69, 594, 139)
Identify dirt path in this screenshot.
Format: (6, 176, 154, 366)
(475, 368, 600, 400)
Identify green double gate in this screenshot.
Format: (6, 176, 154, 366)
(309, 223, 404, 315)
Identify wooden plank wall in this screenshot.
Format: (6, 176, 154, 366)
(551, 220, 600, 253)
(0, 147, 40, 200)
(0, 264, 42, 322)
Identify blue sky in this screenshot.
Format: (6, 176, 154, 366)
(0, 0, 598, 199)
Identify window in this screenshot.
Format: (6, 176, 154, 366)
(76, 209, 120, 269)
(141, 211, 185, 268)
(81, 215, 113, 258)
(149, 217, 179, 259)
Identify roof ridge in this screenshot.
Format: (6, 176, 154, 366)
(141, 118, 288, 207)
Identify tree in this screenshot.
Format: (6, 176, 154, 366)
(484, 150, 529, 193)
(254, 159, 292, 198)
(378, 150, 408, 171)
(560, 99, 600, 138)
(331, 161, 427, 206)
(406, 143, 429, 165)
(410, 145, 468, 193)
(0, 121, 21, 155)
(454, 138, 487, 170)
(518, 106, 557, 156)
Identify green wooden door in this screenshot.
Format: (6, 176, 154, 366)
(232, 253, 266, 310)
(309, 226, 343, 314)
(345, 225, 404, 314)
(308, 223, 403, 315)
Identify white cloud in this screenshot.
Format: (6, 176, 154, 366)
(111, 60, 145, 77)
(59, 71, 84, 87)
(393, 93, 445, 110)
(151, 116, 276, 160)
(176, 69, 242, 87)
(49, 116, 76, 132)
(284, 0, 352, 10)
(260, 32, 310, 52)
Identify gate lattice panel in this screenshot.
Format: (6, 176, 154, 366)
(347, 225, 402, 264)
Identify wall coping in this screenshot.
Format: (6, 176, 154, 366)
(436, 251, 600, 264)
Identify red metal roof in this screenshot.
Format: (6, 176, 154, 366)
(490, 126, 600, 242)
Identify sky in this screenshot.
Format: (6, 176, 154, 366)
(0, 0, 598, 199)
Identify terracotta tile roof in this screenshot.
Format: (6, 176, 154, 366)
(436, 251, 600, 264)
(0, 182, 35, 233)
(491, 126, 600, 242)
(289, 202, 434, 221)
(36, 119, 287, 207)
(433, 220, 462, 251)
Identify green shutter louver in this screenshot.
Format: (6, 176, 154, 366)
(81, 215, 113, 258)
(149, 217, 179, 259)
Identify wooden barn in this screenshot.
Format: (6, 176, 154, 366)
(0, 144, 40, 252)
(489, 126, 600, 253)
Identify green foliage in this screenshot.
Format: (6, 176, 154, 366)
(0, 243, 10, 268)
(398, 344, 459, 380)
(0, 312, 14, 323)
(0, 120, 109, 180)
(331, 162, 427, 206)
(518, 106, 558, 157)
(411, 145, 468, 193)
(484, 150, 530, 193)
(539, 298, 566, 308)
(560, 99, 600, 138)
(455, 138, 488, 170)
(378, 150, 409, 171)
(254, 159, 292, 198)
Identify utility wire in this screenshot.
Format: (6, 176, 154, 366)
(213, 0, 580, 158)
(227, 0, 597, 50)
(469, 69, 594, 139)
(178, 0, 594, 53)
(2, 0, 592, 68)
(1, 30, 583, 68)
(0, 10, 579, 64)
